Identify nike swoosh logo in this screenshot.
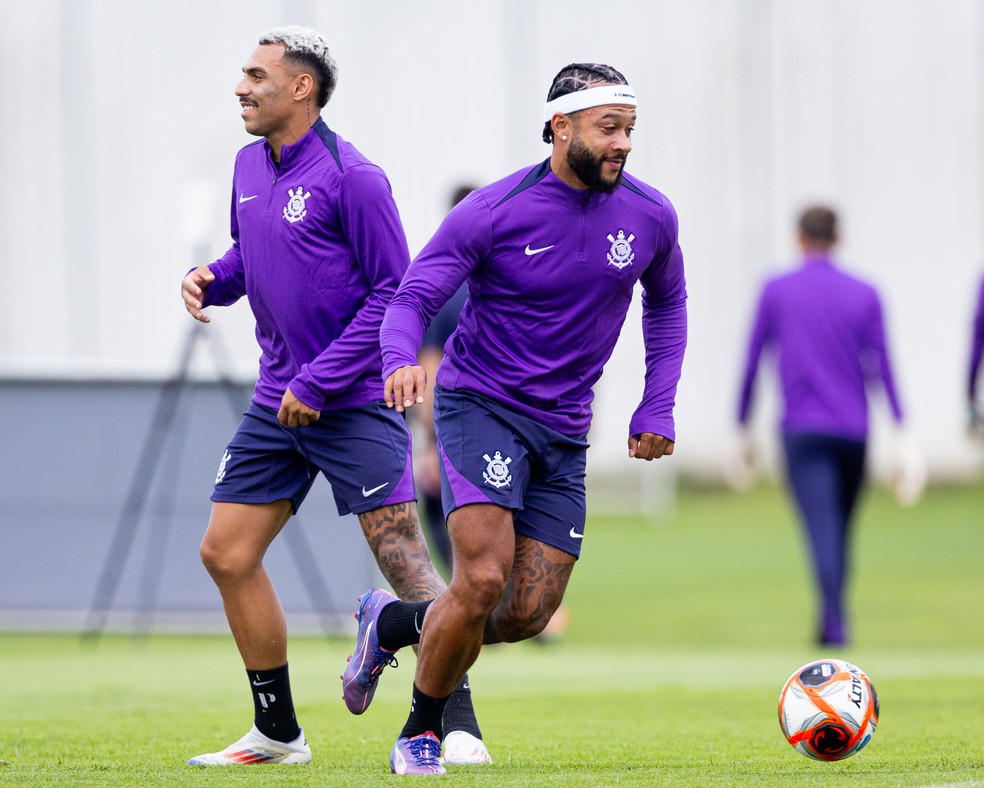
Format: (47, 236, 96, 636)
(362, 482, 389, 497)
(569, 527, 584, 539)
(524, 244, 555, 256)
(252, 679, 275, 686)
(239, 194, 259, 203)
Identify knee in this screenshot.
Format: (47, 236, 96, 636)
(449, 563, 508, 621)
(198, 536, 254, 583)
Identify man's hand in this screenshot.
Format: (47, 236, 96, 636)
(723, 426, 757, 490)
(628, 432, 675, 461)
(181, 265, 215, 323)
(384, 365, 427, 413)
(278, 387, 320, 427)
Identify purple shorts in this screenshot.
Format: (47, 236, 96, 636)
(434, 386, 589, 557)
(211, 401, 415, 516)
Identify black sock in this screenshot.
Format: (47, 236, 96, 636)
(442, 673, 483, 739)
(400, 683, 451, 740)
(247, 664, 301, 743)
(377, 600, 432, 651)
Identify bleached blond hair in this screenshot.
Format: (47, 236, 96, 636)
(259, 25, 338, 107)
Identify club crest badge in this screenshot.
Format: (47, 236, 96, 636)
(482, 451, 513, 489)
(215, 449, 232, 485)
(283, 186, 311, 223)
(606, 229, 635, 269)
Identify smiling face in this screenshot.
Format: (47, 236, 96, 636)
(235, 44, 307, 145)
(553, 103, 635, 192)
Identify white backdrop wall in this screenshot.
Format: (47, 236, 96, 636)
(1, 0, 982, 480)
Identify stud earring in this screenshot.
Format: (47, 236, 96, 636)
(562, 134, 567, 141)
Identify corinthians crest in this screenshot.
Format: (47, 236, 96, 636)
(482, 451, 512, 488)
(606, 229, 635, 269)
(215, 449, 231, 485)
(283, 186, 311, 223)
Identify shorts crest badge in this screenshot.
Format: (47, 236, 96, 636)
(283, 186, 311, 224)
(215, 449, 232, 486)
(606, 229, 635, 269)
(482, 451, 512, 488)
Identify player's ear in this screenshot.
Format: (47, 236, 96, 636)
(293, 72, 315, 103)
(552, 115, 570, 143)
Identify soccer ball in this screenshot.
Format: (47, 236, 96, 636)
(778, 659, 879, 761)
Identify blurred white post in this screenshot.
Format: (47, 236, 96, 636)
(587, 465, 678, 523)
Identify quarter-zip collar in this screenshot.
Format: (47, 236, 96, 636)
(264, 117, 331, 171)
(541, 161, 615, 211)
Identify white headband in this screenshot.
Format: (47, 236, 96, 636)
(542, 84, 637, 123)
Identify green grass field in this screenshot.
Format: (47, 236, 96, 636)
(2, 482, 983, 786)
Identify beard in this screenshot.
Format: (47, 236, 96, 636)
(566, 134, 625, 193)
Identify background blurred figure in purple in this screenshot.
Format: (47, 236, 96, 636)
(412, 184, 476, 573)
(968, 272, 984, 438)
(736, 205, 906, 647)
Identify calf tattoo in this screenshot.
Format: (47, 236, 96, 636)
(358, 503, 446, 602)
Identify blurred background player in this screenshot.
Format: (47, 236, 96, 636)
(180, 26, 486, 766)
(968, 270, 984, 438)
(735, 205, 906, 647)
(411, 184, 475, 574)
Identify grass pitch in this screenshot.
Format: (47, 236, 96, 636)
(2, 481, 983, 785)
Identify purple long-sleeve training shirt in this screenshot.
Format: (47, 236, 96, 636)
(969, 273, 984, 403)
(380, 160, 688, 438)
(202, 119, 411, 412)
(737, 254, 903, 439)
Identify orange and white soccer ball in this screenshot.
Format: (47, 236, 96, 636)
(778, 659, 879, 761)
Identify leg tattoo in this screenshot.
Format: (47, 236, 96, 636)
(359, 503, 446, 602)
(486, 537, 574, 643)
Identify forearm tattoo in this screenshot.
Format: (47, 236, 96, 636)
(358, 503, 446, 602)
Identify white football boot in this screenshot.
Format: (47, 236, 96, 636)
(441, 730, 492, 765)
(187, 725, 311, 765)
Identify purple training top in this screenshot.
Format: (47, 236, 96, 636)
(969, 273, 984, 403)
(737, 254, 903, 439)
(381, 159, 688, 439)
(202, 118, 411, 412)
